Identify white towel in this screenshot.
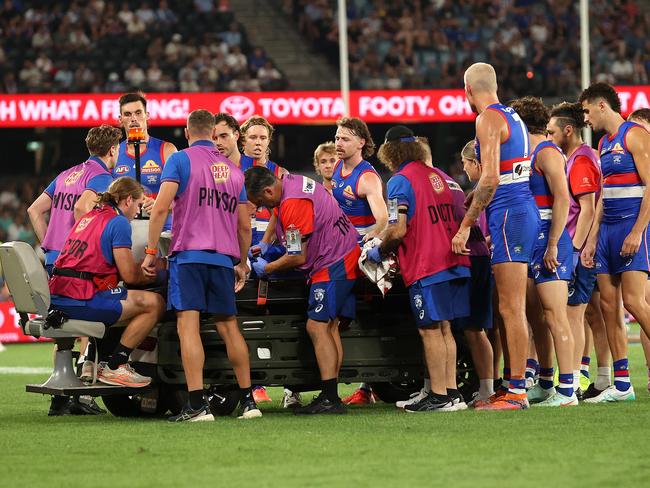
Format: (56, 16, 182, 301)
(358, 238, 398, 296)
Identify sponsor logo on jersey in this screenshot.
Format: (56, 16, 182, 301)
(64, 168, 84, 185)
(141, 160, 162, 174)
(115, 165, 130, 175)
(211, 162, 230, 183)
(611, 143, 625, 154)
(342, 184, 356, 199)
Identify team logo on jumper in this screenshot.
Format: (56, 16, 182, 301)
(141, 160, 161, 174)
(313, 288, 325, 302)
(115, 165, 130, 175)
(429, 174, 444, 193)
(64, 169, 84, 185)
(211, 163, 230, 183)
(75, 216, 94, 232)
(413, 294, 423, 309)
(342, 185, 356, 199)
(613, 155, 622, 164)
(302, 177, 316, 194)
(220, 95, 255, 121)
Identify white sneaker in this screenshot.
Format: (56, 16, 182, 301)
(584, 385, 636, 403)
(98, 363, 151, 387)
(527, 383, 555, 403)
(281, 390, 302, 408)
(525, 377, 536, 389)
(535, 392, 579, 407)
(80, 361, 96, 383)
(451, 397, 468, 411)
(396, 388, 428, 409)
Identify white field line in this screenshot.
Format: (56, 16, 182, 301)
(0, 367, 51, 374)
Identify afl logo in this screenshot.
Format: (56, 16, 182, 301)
(211, 162, 230, 183)
(220, 96, 255, 121)
(429, 174, 444, 193)
(115, 165, 130, 175)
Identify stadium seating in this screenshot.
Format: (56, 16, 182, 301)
(0, 0, 287, 93)
(281, 0, 650, 101)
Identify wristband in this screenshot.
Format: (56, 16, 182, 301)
(144, 246, 158, 256)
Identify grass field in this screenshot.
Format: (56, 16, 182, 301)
(1, 343, 650, 488)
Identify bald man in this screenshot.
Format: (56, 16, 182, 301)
(452, 63, 540, 410)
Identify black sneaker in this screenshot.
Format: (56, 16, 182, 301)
(294, 392, 346, 415)
(48, 395, 72, 416)
(404, 392, 455, 413)
(168, 401, 214, 422)
(582, 383, 608, 400)
(238, 398, 262, 419)
(68, 396, 106, 415)
(575, 388, 584, 401)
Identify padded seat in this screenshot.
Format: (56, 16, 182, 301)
(0, 241, 106, 390)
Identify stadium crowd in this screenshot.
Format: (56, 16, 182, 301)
(0, 0, 287, 94)
(283, 0, 649, 100)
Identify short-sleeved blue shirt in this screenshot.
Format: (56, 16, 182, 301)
(161, 140, 247, 268)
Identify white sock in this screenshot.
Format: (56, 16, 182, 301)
(479, 379, 494, 399)
(595, 367, 612, 390)
(573, 370, 581, 390)
(423, 378, 432, 392)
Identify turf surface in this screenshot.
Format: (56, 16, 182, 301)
(1, 343, 650, 488)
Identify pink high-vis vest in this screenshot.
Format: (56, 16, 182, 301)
(395, 161, 470, 287)
(275, 174, 359, 278)
(566, 143, 601, 239)
(49, 205, 121, 300)
(41, 159, 112, 253)
(169, 144, 244, 259)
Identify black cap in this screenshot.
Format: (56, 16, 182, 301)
(384, 125, 416, 143)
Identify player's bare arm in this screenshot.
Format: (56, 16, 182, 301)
(357, 171, 388, 239)
(452, 111, 502, 254)
(142, 180, 178, 276)
(539, 147, 570, 271)
(73, 189, 100, 222)
(27, 192, 52, 243)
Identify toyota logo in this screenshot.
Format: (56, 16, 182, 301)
(220, 96, 255, 121)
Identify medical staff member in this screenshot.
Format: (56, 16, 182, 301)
(143, 110, 260, 423)
(49, 177, 166, 388)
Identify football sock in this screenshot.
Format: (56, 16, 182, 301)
(557, 373, 574, 397)
(108, 343, 133, 370)
(525, 358, 539, 382)
(508, 376, 526, 395)
(479, 379, 494, 399)
(595, 367, 611, 390)
(539, 367, 554, 390)
(613, 359, 631, 392)
(189, 389, 205, 409)
(322, 378, 339, 402)
(580, 356, 591, 379)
